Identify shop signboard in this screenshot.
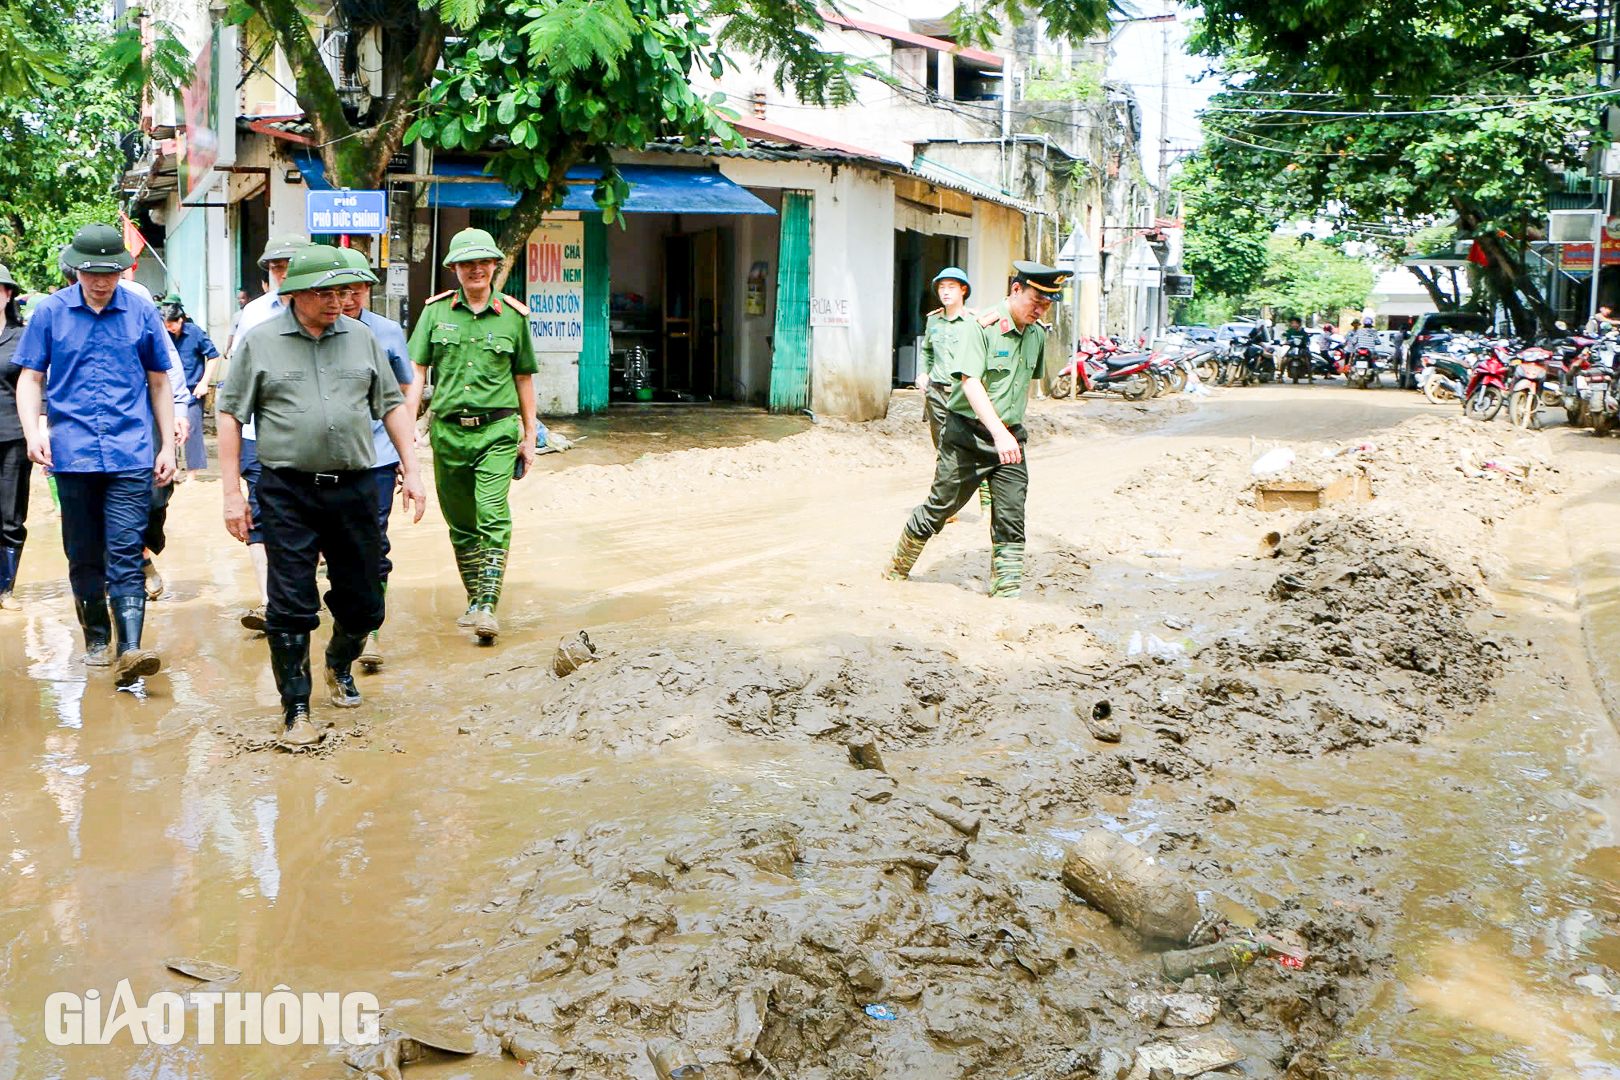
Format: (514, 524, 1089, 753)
(525, 220, 585, 351)
(809, 296, 851, 326)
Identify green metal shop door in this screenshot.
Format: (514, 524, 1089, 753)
(768, 191, 812, 412)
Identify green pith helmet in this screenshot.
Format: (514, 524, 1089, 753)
(63, 224, 135, 273)
(338, 246, 379, 284)
(258, 234, 308, 268)
(442, 228, 503, 266)
(277, 245, 375, 294)
(932, 266, 971, 299)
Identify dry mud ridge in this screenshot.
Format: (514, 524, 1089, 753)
(401, 403, 1568, 1080)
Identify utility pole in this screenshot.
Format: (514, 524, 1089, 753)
(1157, 0, 1171, 212)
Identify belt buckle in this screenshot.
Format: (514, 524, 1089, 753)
(459, 415, 479, 428)
(315, 472, 339, 486)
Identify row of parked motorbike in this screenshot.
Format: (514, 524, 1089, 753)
(1414, 330, 1620, 431)
(1048, 331, 1381, 401)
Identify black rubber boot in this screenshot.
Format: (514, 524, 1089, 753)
(324, 624, 367, 708)
(269, 632, 318, 745)
(110, 597, 161, 686)
(0, 544, 19, 608)
(75, 597, 113, 666)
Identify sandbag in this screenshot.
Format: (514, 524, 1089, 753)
(1060, 828, 1202, 943)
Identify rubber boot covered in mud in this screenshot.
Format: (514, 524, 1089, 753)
(76, 596, 113, 666)
(110, 597, 161, 686)
(989, 542, 1025, 598)
(358, 584, 385, 670)
(325, 624, 367, 707)
(453, 545, 481, 627)
(269, 631, 319, 746)
(979, 479, 993, 514)
(885, 529, 928, 581)
(469, 548, 506, 642)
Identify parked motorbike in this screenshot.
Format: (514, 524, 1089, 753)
(1462, 342, 1513, 421)
(1052, 339, 1156, 400)
(1421, 336, 1479, 406)
(1576, 334, 1619, 433)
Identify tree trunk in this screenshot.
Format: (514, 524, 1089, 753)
(1406, 265, 1455, 312)
(1454, 200, 1552, 337)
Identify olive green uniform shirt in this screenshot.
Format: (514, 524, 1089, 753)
(408, 290, 538, 414)
(920, 307, 973, 384)
(219, 307, 404, 472)
(945, 299, 1048, 427)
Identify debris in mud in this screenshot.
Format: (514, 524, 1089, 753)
(554, 631, 599, 677)
(1084, 700, 1122, 742)
(845, 736, 886, 772)
(1061, 829, 1206, 944)
(345, 1023, 475, 1080)
(163, 957, 241, 983)
(1126, 1034, 1243, 1079)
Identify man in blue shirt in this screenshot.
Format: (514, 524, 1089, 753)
(161, 293, 219, 480)
(13, 224, 176, 685)
(337, 247, 413, 671)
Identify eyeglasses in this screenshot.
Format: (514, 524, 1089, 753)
(307, 286, 346, 300)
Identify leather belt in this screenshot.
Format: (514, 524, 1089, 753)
(439, 408, 517, 428)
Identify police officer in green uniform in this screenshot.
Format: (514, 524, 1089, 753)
(915, 266, 995, 517)
(405, 228, 538, 643)
(884, 261, 1067, 598)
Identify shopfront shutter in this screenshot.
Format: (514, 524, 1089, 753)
(579, 213, 610, 414)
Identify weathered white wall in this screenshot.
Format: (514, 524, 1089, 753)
(969, 201, 1024, 308)
(807, 167, 896, 421)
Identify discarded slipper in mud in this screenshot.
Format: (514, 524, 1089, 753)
(1083, 700, 1121, 742)
(553, 631, 599, 677)
(163, 957, 241, 984)
(646, 1039, 705, 1079)
(1061, 829, 1204, 943)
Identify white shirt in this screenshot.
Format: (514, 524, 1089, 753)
(230, 289, 286, 440)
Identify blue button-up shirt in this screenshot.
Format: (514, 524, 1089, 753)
(359, 309, 413, 468)
(15, 284, 173, 473)
(168, 319, 219, 388)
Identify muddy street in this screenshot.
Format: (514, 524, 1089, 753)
(3, 386, 1620, 1079)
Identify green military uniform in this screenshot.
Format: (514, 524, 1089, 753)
(920, 306, 973, 450)
(885, 261, 1068, 598)
(408, 229, 538, 638)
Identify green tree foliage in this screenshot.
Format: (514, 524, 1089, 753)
(1184, 0, 1594, 335)
(0, 13, 152, 288)
(1177, 155, 1270, 299)
(1249, 237, 1374, 322)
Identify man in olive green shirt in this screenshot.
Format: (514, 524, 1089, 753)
(884, 260, 1067, 599)
(915, 266, 974, 450)
(219, 245, 427, 747)
(404, 227, 539, 644)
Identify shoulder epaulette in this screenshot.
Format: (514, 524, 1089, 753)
(977, 309, 1002, 327)
(926, 307, 943, 317)
(503, 295, 530, 317)
(425, 289, 456, 305)
(965, 307, 979, 316)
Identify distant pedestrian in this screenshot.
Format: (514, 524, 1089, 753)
(217, 245, 425, 747)
(228, 234, 307, 631)
(223, 288, 249, 356)
(404, 228, 537, 643)
(13, 224, 175, 685)
(161, 293, 219, 481)
(336, 246, 413, 671)
(0, 264, 28, 610)
(884, 260, 1068, 598)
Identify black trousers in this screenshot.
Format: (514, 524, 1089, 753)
(0, 438, 29, 548)
(144, 478, 173, 556)
(906, 412, 1028, 545)
(258, 467, 384, 635)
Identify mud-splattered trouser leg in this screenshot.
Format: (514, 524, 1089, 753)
(890, 413, 1028, 587)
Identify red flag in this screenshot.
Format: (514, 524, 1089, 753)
(119, 210, 147, 259)
(1466, 240, 1488, 267)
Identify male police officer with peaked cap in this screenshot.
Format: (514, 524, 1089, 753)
(885, 260, 1068, 599)
(403, 227, 538, 644)
(217, 245, 426, 747)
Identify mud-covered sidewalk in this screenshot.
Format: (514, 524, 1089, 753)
(2, 387, 1619, 1080)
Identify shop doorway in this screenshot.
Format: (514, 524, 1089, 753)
(237, 197, 269, 300)
(893, 229, 967, 384)
(664, 228, 722, 398)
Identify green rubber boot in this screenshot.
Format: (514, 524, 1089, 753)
(883, 529, 928, 581)
(453, 546, 482, 627)
(978, 480, 993, 514)
(470, 548, 508, 642)
(989, 542, 1025, 599)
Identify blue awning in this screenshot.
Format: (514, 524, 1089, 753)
(292, 156, 775, 215)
